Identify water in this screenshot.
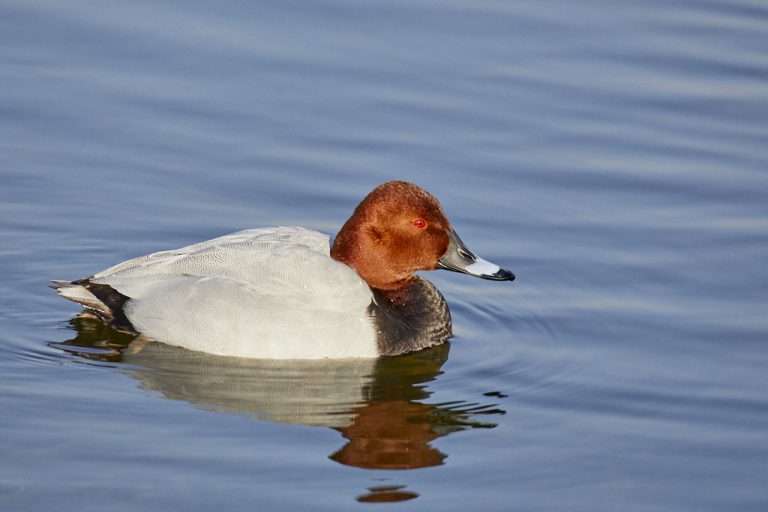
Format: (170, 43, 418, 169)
(2, 0, 767, 510)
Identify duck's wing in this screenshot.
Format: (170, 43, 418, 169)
(102, 226, 373, 315)
(90, 227, 333, 288)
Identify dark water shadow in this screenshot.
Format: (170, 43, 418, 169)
(51, 315, 505, 489)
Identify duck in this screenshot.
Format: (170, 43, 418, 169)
(52, 181, 514, 359)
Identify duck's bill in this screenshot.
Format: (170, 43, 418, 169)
(437, 229, 515, 282)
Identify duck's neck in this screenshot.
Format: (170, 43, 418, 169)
(369, 277, 452, 356)
(374, 279, 419, 305)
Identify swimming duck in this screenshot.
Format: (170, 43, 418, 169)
(53, 181, 514, 359)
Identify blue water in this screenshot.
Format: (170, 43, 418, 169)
(2, 0, 767, 510)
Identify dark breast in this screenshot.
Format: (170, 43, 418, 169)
(369, 276, 452, 356)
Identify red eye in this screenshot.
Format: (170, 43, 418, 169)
(412, 218, 427, 229)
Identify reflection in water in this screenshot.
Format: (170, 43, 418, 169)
(53, 315, 504, 484)
(356, 485, 419, 503)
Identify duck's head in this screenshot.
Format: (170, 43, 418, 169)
(331, 181, 515, 291)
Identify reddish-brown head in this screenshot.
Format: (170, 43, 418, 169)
(332, 181, 515, 291)
(331, 181, 451, 290)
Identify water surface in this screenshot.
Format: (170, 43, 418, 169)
(1, 0, 767, 510)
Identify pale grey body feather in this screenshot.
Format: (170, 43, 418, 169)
(59, 227, 379, 359)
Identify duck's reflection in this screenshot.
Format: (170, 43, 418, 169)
(54, 315, 504, 475)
